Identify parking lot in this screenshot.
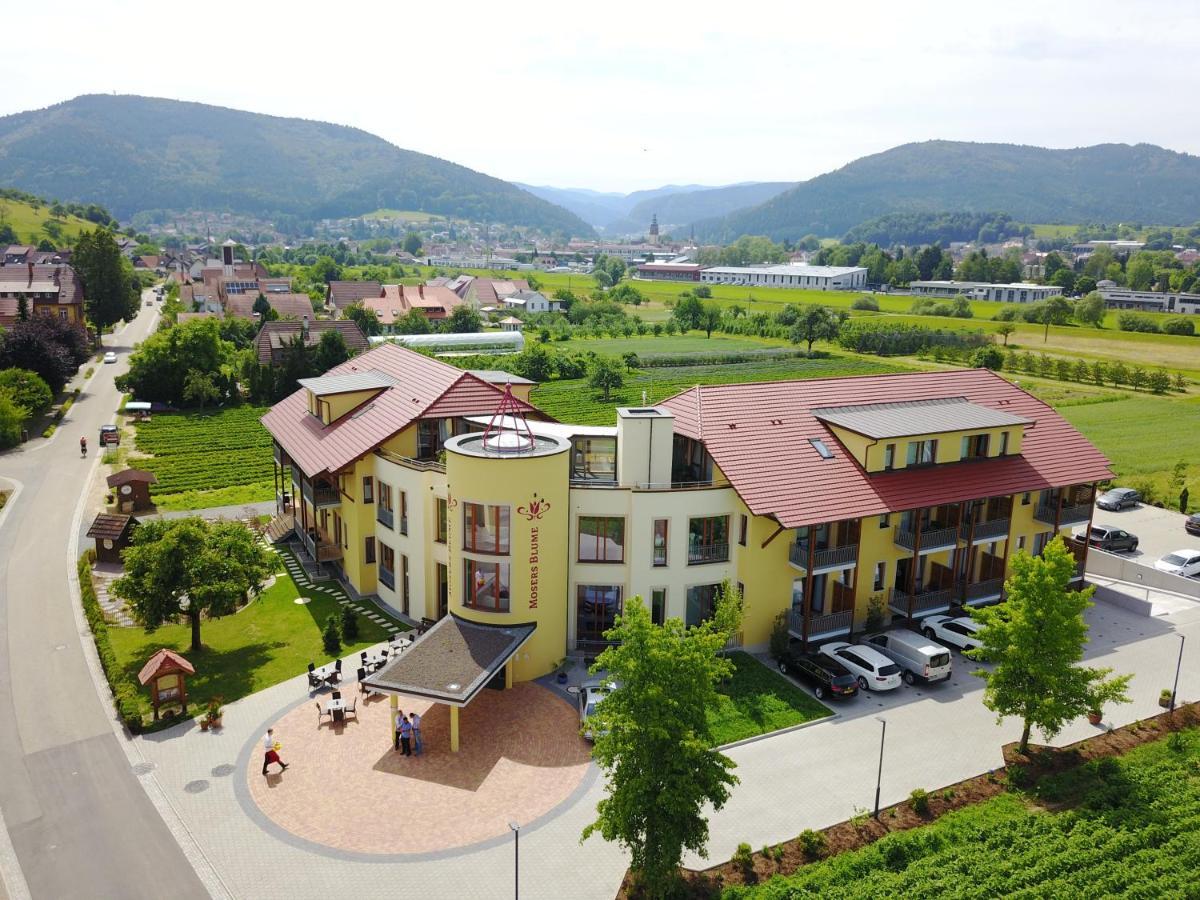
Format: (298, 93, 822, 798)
(1083, 501, 1199, 570)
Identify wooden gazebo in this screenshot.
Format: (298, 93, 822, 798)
(107, 468, 157, 512)
(137, 649, 195, 722)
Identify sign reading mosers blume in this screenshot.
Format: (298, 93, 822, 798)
(519, 495, 551, 610)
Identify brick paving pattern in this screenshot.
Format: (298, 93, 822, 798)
(246, 682, 591, 855)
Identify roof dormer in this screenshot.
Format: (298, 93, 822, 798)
(298, 372, 395, 425)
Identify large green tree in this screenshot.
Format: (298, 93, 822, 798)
(116, 318, 236, 405)
(444, 305, 482, 333)
(0, 389, 28, 448)
(671, 293, 704, 332)
(114, 518, 274, 652)
(344, 302, 382, 336)
(313, 328, 352, 372)
(587, 356, 624, 402)
(0, 369, 52, 415)
(970, 537, 1131, 754)
(789, 305, 841, 353)
(74, 228, 139, 327)
(582, 582, 742, 896)
(1073, 291, 1106, 328)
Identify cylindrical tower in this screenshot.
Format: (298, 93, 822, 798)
(445, 429, 570, 682)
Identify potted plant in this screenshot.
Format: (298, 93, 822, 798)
(1087, 709, 1102, 725)
(204, 697, 224, 730)
(554, 657, 570, 684)
(1160, 688, 1174, 709)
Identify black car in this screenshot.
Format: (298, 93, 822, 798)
(1186, 515, 1200, 537)
(1082, 525, 1139, 552)
(777, 649, 859, 700)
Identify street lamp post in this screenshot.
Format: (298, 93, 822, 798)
(508, 820, 520, 900)
(1170, 634, 1186, 714)
(873, 716, 887, 819)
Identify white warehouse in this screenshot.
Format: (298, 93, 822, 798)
(909, 281, 1063, 303)
(699, 264, 868, 290)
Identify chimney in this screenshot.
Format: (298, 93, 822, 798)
(418, 284, 424, 298)
(302, 315, 310, 340)
(27, 260, 34, 286)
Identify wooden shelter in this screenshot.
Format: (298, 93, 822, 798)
(137, 649, 195, 721)
(86, 513, 139, 565)
(107, 468, 157, 512)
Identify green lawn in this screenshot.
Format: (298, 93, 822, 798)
(0, 196, 98, 244)
(563, 334, 783, 356)
(131, 406, 275, 511)
(107, 554, 406, 726)
(726, 728, 1200, 898)
(708, 652, 832, 746)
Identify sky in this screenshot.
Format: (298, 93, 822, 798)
(3, 0, 1199, 193)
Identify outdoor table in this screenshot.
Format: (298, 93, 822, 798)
(325, 698, 346, 723)
(365, 655, 387, 671)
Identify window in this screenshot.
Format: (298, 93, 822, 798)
(961, 434, 989, 460)
(688, 516, 729, 564)
(883, 443, 896, 470)
(571, 437, 617, 482)
(377, 482, 394, 529)
(364, 536, 376, 564)
(686, 583, 722, 627)
(652, 519, 669, 566)
(464, 559, 510, 611)
(809, 438, 834, 459)
(399, 490, 408, 535)
(999, 431, 1010, 456)
(879, 513, 891, 529)
(906, 439, 938, 466)
(873, 561, 886, 592)
(464, 502, 510, 555)
(651, 588, 666, 626)
(417, 418, 458, 460)
(579, 516, 625, 563)
(577, 585, 621, 646)
(401, 555, 410, 615)
(1021, 492, 1031, 506)
(435, 498, 448, 543)
(738, 514, 748, 546)
(362, 476, 374, 504)
(379, 543, 395, 590)
(1018, 535, 1026, 551)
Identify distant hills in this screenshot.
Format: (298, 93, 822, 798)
(517, 181, 795, 235)
(694, 141, 1200, 243)
(0, 95, 593, 235)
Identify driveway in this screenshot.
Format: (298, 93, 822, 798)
(1085, 502, 1199, 568)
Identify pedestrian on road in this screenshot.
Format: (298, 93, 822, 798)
(411, 711, 423, 755)
(399, 714, 413, 757)
(394, 708, 404, 751)
(79, 436, 87, 456)
(262, 727, 288, 776)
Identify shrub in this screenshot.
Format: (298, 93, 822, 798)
(970, 346, 1005, 370)
(1163, 316, 1195, 336)
(77, 555, 143, 733)
(322, 615, 342, 655)
(769, 611, 790, 661)
(909, 787, 931, 816)
(838, 320, 990, 356)
(864, 594, 887, 632)
(732, 842, 755, 881)
(851, 296, 879, 311)
(993, 306, 1020, 321)
(0, 368, 52, 415)
(1117, 312, 1160, 333)
(798, 828, 827, 859)
(340, 606, 359, 641)
(693, 285, 712, 298)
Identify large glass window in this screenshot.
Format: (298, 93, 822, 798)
(577, 585, 622, 646)
(651, 588, 666, 626)
(688, 515, 729, 564)
(377, 482, 394, 529)
(686, 583, 721, 627)
(435, 497, 448, 543)
(379, 542, 395, 590)
(464, 503, 510, 555)
(362, 476, 374, 504)
(579, 516, 625, 562)
(652, 519, 669, 566)
(571, 437, 617, 482)
(960, 434, 989, 460)
(906, 439, 938, 466)
(464, 559, 510, 611)
(399, 490, 408, 535)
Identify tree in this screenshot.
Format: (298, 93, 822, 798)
(970, 346, 1004, 370)
(671, 293, 704, 332)
(313, 329, 352, 372)
(0, 369, 52, 415)
(252, 292, 278, 322)
(788, 305, 839, 353)
(995, 322, 1016, 346)
(698, 302, 722, 338)
(402, 232, 423, 256)
(0, 318, 79, 393)
(182, 370, 220, 409)
(1126, 254, 1155, 291)
(1038, 296, 1073, 342)
(444, 305, 482, 333)
(1148, 368, 1172, 394)
(114, 519, 274, 652)
(582, 583, 741, 896)
(970, 537, 1131, 754)
(588, 356, 624, 402)
(116, 318, 236, 405)
(0, 389, 26, 447)
(1073, 292, 1106, 328)
(74, 228, 139, 328)
(344, 302, 381, 336)
(395, 309, 433, 335)
(307, 255, 343, 284)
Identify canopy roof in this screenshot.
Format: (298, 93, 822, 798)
(137, 648, 195, 684)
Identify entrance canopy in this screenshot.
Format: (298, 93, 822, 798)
(363, 615, 535, 708)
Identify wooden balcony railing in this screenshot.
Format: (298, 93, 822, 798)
(888, 586, 954, 617)
(1034, 502, 1092, 527)
(787, 606, 854, 638)
(960, 517, 1011, 543)
(894, 525, 960, 553)
(789, 541, 858, 571)
(961, 578, 1004, 603)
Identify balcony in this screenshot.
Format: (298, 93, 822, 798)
(1034, 502, 1092, 528)
(377, 506, 395, 530)
(894, 524, 960, 554)
(688, 542, 729, 565)
(960, 517, 1011, 544)
(375, 448, 445, 474)
(303, 481, 340, 508)
(787, 606, 853, 640)
(960, 578, 1004, 605)
(888, 586, 954, 618)
(300, 529, 343, 563)
(379, 566, 395, 591)
(788, 541, 858, 573)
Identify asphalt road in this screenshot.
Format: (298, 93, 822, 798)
(0, 296, 208, 899)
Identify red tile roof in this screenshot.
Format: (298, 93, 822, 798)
(226, 293, 315, 320)
(137, 648, 195, 685)
(659, 369, 1113, 529)
(326, 281, 383, 308)
(261, 343, 541, 477)
(254, 320, 370, 365)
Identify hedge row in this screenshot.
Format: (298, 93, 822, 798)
(78, 553, 143, 733)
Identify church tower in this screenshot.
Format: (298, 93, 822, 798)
(648, 213, 660, 246)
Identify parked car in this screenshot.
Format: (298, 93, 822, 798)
(776, 648, 859, 700)
(102, 351, 118, 364)
(99, 424, 120, 446)
(1185, 515, 1200, 538)
(1096, 487, 1140, 511)
(577, 678, 618, 741)
(1076, 525, 1139, 553)
(921, 615, 984, 653)
(1154, 550, 1200, 578)
(864, 631, 952, 685)
(818, 642, 902, 692)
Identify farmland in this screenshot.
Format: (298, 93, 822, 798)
(726, 728, 1200, 899)
(131, 406, 275, 511)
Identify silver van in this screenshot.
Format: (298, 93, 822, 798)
(865, 631, 952, 685)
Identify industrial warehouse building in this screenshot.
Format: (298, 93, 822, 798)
(699, 264, 868, 290)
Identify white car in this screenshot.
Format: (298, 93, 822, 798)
(921, 615, 984, 652)
(577, 678, 618, 741)
(818, 641, 902, 692)
(102, 351, 117, 364)
(1155, 549, 1200, 578)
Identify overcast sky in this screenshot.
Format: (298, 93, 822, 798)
(3, 0, 1198, 193)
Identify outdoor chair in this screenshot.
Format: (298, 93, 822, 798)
(357, 667, 369, 691)
(315, 701, 330, 726)
(332, 689, 341, 701)
(307, 671, 323, 690)
(360, 652, 369, 666)
(344, 698, 358, 721)
(335, 658, 342, 671)
(324, 670, 340, 687)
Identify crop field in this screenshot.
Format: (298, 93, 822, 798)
(726, 729, 1200, 899)
(132, 406, 275, 511)
(563, 334, 784, 355)
(531, 353, 906, 425)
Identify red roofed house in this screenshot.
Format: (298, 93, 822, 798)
(262, 361, 1110, 700)
(0, 263, 86, 325)
(254, 319, 370, 366)
(225, 292, 316, 320)
(325, 280, 383, 311)
(354, 284, 463, 331)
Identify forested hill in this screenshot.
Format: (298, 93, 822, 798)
(0, 95, 593, 235)
(608, 182, 796, 236)
(693, 141, 1200, 242)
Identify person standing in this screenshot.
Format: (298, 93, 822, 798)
(411, 711, 423, 755)
(262, 727, 288, 776)
(394, 708, 404, 751)
(399, 714, 413, 757)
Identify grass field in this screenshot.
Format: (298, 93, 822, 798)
(132, 406, 275, 511)
(726, 728, 1200, 899)
(0, 197, 98, 244)
(362, 208, 443, 223)
(708, 652, 831, 746)
(107, 557, 405, 724)
(564, 334, 787, 355)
